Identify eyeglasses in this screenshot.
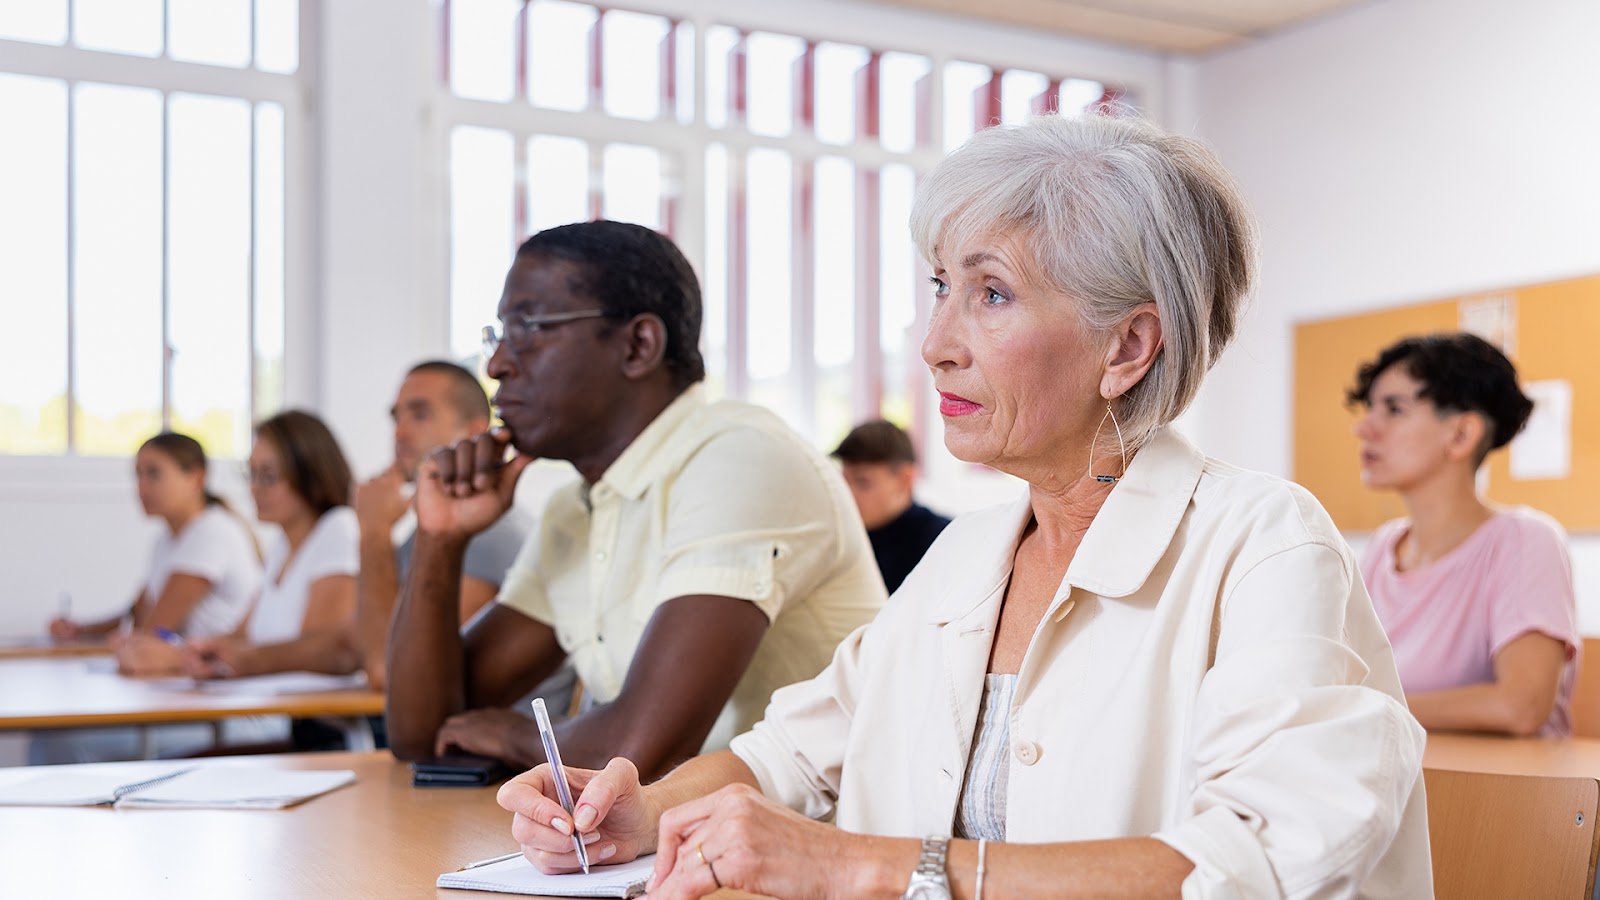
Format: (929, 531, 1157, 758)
(238, 463, 283, 488)
(482, 309, 608, 358)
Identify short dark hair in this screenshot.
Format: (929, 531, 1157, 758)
(254, 410, 354, 515)
(833, 419, 917, 466)
(1346, 332, 1534, 462)
(407, 360, 490, 424)
(516, 220, 706, 389)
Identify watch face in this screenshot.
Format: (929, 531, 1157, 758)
(906, 883, 952, 900)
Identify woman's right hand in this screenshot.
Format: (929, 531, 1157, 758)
(498, 757, 657, 873)
(48, 617, 79, 641)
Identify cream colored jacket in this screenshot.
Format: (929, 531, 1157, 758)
(731, 428, 1432, 899)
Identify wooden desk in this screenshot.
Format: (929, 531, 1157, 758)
(0, 636, 111, 660)
(0, 751, 510, 897)
(0, 657, 384, 730)
(1424, 732, 1600, 778)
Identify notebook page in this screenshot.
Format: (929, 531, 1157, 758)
(436, 853, 655, 897)
(114, 767, 356, 809)
(0, 764, 192, 807)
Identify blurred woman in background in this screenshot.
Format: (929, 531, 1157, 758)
(186, 409, 361, 682)
(49, 432, 261, 676)
(1351, 332, 1578, 737)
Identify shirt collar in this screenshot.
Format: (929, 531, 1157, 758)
(921, 426, 1204, 624)
(594, 384, 706, 502)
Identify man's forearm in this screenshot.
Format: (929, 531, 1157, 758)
(356, 530, 401, 687)
(386, 531, 471, 759)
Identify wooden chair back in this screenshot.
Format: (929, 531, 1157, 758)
(1425, 767, 1600, 900)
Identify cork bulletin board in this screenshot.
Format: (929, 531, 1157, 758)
(1293, 274, 1600, 533)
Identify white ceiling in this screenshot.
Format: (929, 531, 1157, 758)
(864, 0, 1377, 54)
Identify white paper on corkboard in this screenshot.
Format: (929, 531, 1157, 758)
(1510, 379, 1572, 481)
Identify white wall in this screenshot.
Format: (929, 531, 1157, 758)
(1180, 0, 1600, 627)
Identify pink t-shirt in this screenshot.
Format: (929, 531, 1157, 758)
(1363, 507, 1579, 738)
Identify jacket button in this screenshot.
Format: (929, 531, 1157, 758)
(1013, 740, 1040, 766)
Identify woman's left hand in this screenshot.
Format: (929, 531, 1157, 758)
(649, 783, 881, 900)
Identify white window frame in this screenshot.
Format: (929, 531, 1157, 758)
(426, 0, 1166, 498)
(0, 3, 316, 459)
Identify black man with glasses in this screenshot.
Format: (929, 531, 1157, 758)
(384, 220, 886, 781)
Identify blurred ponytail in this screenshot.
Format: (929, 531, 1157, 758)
(141, 432, 263, 562)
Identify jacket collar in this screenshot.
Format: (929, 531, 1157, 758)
(922, 427, 1205, 624)
(1066, 426, 1205, 598)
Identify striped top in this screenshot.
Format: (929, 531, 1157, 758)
(953, 673, 1017, 842)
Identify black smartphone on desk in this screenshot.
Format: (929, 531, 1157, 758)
(410, 753, 512, 787)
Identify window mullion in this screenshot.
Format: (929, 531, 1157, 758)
(65, 80, 78, 454)
(160, 90, 172, 431)
(248, 100, 259, 429)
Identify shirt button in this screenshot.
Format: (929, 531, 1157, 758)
(1013, 740, 1040, 766)
(594, 551, 607, 562)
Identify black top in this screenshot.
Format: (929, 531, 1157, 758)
(868, 502, 952, 594)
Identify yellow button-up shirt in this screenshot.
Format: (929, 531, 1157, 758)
(732, 427, 1432, 898)
(498, 386, 888, 751)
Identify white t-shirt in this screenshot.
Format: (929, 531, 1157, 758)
(248, 507, 359, 645)
(144, 505, 262, 639)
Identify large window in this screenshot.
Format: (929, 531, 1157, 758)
(0, 0, 303, 458)
(438, 0, 1123, 448)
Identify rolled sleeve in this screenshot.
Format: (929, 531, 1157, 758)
(1487, 514, 1578, 661)
(1154, 543, 1426, 899)
(730, 621, 871, 820)
(653, 428, 844, 621)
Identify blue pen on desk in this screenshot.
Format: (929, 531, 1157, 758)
(153, 627, 235, 677)
(531, 697, 590, 873)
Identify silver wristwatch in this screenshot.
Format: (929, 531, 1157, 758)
(902, 836, 951, 900)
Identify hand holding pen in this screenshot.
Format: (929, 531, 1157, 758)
(496, 751, 654, 875)
(531, 698, 591, 873)
(155, 627, 237, 679)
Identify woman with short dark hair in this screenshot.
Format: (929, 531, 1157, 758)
(1350, 332, 1577, 737)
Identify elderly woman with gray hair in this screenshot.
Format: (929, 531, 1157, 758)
(495, 114, 1431, 898)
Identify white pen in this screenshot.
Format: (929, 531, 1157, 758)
(455, 850, 522, 872)
(531, 697, 590, 874)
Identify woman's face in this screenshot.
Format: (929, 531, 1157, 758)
(248, 438, 312, 525)
(134, 447, 202, 518)
(921, 228, 1108, 482)
(1353, 365, 1471, 490)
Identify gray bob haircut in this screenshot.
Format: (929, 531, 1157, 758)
(910, 113, 1257, 450)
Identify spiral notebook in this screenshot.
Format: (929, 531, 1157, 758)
(0, 764, 355, 809)
(436, 853, 654, 898)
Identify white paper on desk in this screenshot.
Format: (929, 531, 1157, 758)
(113, 766, 356, 809)
(189, 671, 369, 695)
(0, 764, 190, 807)
(1510, 379, 1572, 481)
(437, 853, 655, 898)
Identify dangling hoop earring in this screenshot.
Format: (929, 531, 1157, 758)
(1089, 402, 1128, 484)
